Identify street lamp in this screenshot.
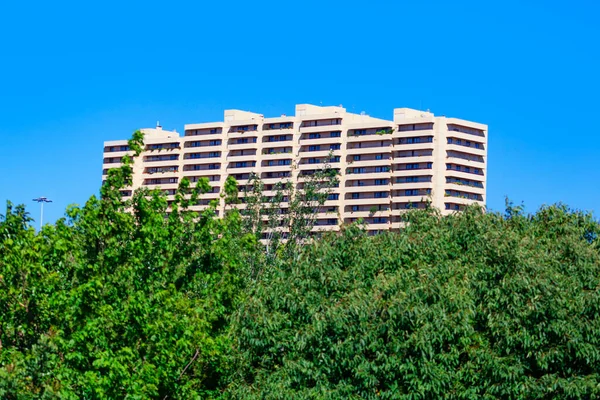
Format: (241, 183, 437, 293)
(32, 197, 52, 230)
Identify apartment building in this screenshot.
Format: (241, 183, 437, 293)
(103, 104, 487, 234)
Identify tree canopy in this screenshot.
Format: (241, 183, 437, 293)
(1, 132, 599, 398)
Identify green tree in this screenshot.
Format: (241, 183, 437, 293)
(228, 205, 600, 399)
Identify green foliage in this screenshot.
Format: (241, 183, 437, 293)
(229, 206, 600, 399)
(1, 130, 600, 398)
(0, 132, 252, 399)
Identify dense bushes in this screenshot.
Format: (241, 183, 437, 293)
(229, 206, 600, 399)
(1, 135, 599, 398)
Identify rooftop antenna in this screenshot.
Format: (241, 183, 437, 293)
(32, 197, 52, 230)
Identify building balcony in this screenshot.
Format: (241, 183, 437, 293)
(391, 195, 431, 204)
(391, 181, 433, 190)
(345, 185, 390, 193)
(297, 163, 331, 171)
(346, 135, 394, 143)
(261, 164, 293, 173)
(142, 159, 181, 168)
(102, 162, 123, 170)
(200, 192, 221, 200)
(391, 169, 432, 177)
(445, 182, 485, 194)
(182, 146, 221, 154)
(445, 169, 485, 180)
(345, 171, 390, 180)
(347, 158, 391, 167)
(226, 154, 257, 162)
(363, 221, 391, 229)
(142, 182, 180, 190)
(145, 169, 179, 176)
(346, 147, 392, 155)
(311, 225, 341, 232)
(182, 158, 221, 165)
(262, 152, 293, 160)
(392, 126, 434, 138)
(102, 150, 132, 158)
(446, 153, 485, 165)
(299, 125, 342, 133)
(392, 155, 434, 165)
(344, 197, 391, 206)
(299, 137, 342, 146)
(445, 130, 486, 143)
(443, 196, 482, 206)
(299, 149, 342, 158)
(226, 166, 257, 174)
(393, 142, 434, 151)
(261, 176, 293, 184)
(446, 143, 486, 157)
(228, 131, 259, 139)
(228, 142, 258, 151)
(342, 210, 390, 219)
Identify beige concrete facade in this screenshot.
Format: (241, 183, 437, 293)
(103, 104, 487, 234)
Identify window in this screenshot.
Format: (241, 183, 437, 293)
(374, 192, 388, 198)
(353, 155, 361, 161)
(375, 154, 383, 160)
(375, 179, 387, 185)
(352, 193, 360, 199)
(426, 163, 433, 169)
(406, 163, 419, 170)
(355, 129, 367, 135)
(405, 189, 418, 196)
(308, 158, 319, 164)
(210, 128, 217, 134)
(330, 131, 341, 137)
(328, 193, 339, 200)
(209, 140, 221, 146)
(373, 217, 387, 224)
(237, 138, 248, 144)
(352, 205, 359, 211)
(209, 152, 220, 157)
(330, 144, 340, 150)
(353, 167, 366, 174)
(327, 219, 337, 225)
(309, 145, 320, 151)
(309, 133, 321, 139)
(447, 138, 452, 144)
(375, 166, 389, 173)
(329, 156, 340, 163)
(209, 164, 219, 170)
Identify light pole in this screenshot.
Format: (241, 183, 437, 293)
(32, 197, 52, 230)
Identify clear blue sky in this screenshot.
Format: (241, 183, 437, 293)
(1, 0, 598, 225)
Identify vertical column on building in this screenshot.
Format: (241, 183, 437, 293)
(431, 118, 447, 211)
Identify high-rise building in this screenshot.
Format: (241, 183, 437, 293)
(103, 104, 487, 234)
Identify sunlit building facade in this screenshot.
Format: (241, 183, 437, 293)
(103, 104, 487, 234)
